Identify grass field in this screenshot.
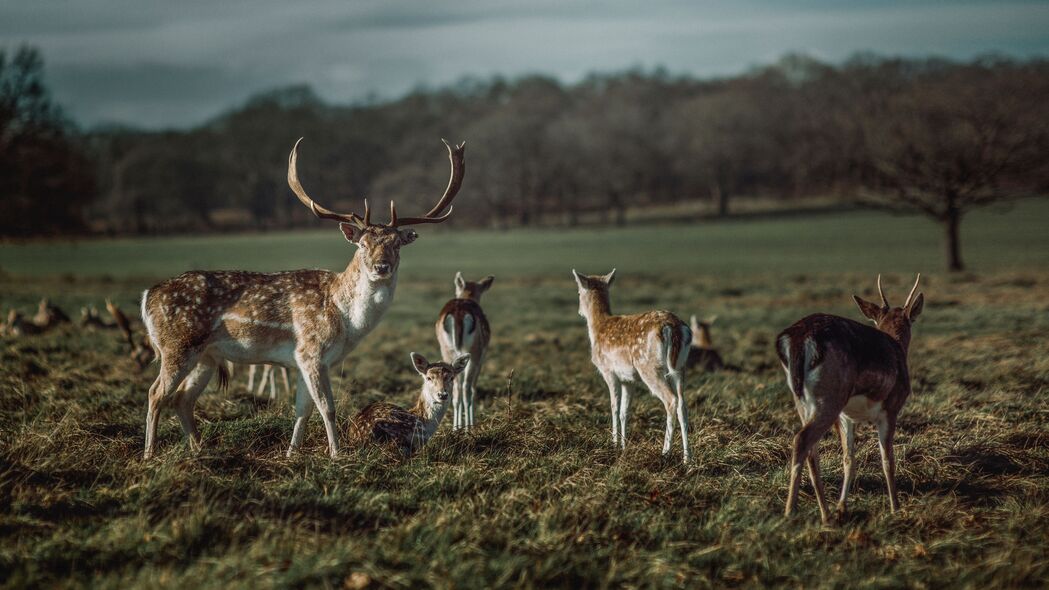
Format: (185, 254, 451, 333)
(1, 202, 1048, 588)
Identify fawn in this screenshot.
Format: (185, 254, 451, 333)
(349, 352, 469, 455)
(436, 272, 493, 430)
(686, 315, 725, 372)
(776, 274, 924, 523)
(573, 269, 693, 463)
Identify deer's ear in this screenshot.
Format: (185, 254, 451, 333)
(410, 352, 428, 375)
(479, 275, 494, 292)
(907, 293, 924, 321)
(604, 268, 616, 285)
(398, 228, 418, 245)
(572, 269, 585, 289)
(853, 295, 883, 323)
(455, 272, 466, 292)
(339, 223, 364, 244)
(452, 353, 471, 374)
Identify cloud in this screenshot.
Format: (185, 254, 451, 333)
(5, 0, 1048, 128)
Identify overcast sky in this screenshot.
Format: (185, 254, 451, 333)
(4, 0, 1049, 129)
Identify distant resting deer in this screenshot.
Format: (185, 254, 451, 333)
(349, 352, 468, 455)
(436, 272, 493, 430)
(140, 137, 466, 459)
(573, 269, 693, 463)
(777, 274, 924, 523)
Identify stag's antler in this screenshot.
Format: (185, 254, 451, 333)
(288, 138, 466, 229)
(288, 138, 368, 229)
(877, 274, 890, 309)
(903, 274, 921, 309)
(388, 139, 466, 227)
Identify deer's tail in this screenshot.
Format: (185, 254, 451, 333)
(777, 332, 808, 399)
(663, 321, 691, 379)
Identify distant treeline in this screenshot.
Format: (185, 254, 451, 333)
(3, 49, 1049, 248)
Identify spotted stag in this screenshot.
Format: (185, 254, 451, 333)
(140, 138, 466, 459)
(776, 274, 924, 523)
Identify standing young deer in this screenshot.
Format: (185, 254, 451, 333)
(349, 352, 469, 455)
(777, 274, 924, 523)
(436, 272, 493, 430)
(140, 138, 465, 459)
(573, 269, 693, 463)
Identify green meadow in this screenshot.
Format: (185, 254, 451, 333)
(1, 201, 1047, 588)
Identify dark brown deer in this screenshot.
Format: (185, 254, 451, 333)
(436, 272, 493, 430)
(573, 269, 693, 463)
(349, 352, 469, 455)
(776, 274, 924, 523)
(140, 138, 465, 459)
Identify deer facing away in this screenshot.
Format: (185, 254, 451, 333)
(349, 352, 469, 455)
(776, 274, 924, 523)
(573, 269, 693, 463)
(140, 138, 465, 459)
(436, 272, 493, 430)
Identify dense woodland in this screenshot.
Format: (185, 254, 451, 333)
(2, 47, 1049, 269)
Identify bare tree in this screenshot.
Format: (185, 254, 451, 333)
(856, 61, 1049, 271)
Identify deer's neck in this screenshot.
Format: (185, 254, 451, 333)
(410, 392, 448, 443)
(333, 252, 398, 333)
(580, 296, 613, 346)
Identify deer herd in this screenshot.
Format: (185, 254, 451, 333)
(3, 137, 928, 524)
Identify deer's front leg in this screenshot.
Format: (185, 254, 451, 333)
(295, 358, 340, 458)
(600, 371, 621, 447)
(876, 414, 899, 513)
(287, 372, 314, 457)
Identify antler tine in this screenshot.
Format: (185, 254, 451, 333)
(363, 198, 371, 226)
(389, 200, 398, 226)
(904, 273, 922, 309)
(288, 138, 367, 228)
(877, 274, 890, 309)
(390, 139, 466, 227)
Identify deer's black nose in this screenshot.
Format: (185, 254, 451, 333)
(374, 263, 391, 275)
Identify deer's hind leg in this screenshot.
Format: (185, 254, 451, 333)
(640, 368, 689, 463)
(173, 357, 218, 452)
(785, 393, 837, 523)
(835, 415, 857, 517)
(599, 371, 621, 448)
(144, 349, 200, 460)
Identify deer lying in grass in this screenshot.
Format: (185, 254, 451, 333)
(106, 299, 155, 370)
(140, 137, 465, 459)
(436, 272, 493, 430)
(1, 309, 37, 337)
(81, 305, 115, 329)
(686, 315, 724, 372)
(776, 274, 924, 523)
(34, 299, 70, 328)
(573, 269, 693, 463)
(349, 352, 469, 455)
(2, 299, 70, 336)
